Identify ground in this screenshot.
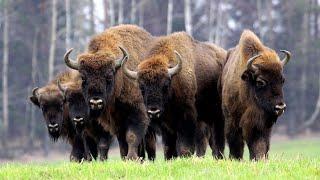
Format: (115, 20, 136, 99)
(0, 138, 319, 179)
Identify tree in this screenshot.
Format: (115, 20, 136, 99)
(65, 0, 71, 50)
(167, 0, 173, 34)
(131, 0, 137, 24)
(139, 0, 145, 27)
(89, 0, 95, 34)
(2, 0, 9, 148)
(184, 0, 193, 35)
(118, 0, 124, 24)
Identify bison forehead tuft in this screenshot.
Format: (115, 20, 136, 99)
(78, 52, 115, 70)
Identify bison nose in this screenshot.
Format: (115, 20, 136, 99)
(48, 123, 59, 132)
(147, 108, 161, 119)
(274, 103, 286, 116)
(89, 97, 104, 110)
(73, 116, 84, 125)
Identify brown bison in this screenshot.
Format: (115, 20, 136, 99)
(57, 79, 114, 161)
(29, 71, 97, 161)
(221, 30, 291, 160)
(122, 32, 227, 159)
(63, 24, 154, 160)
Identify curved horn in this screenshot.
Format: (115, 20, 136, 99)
(280, 50, 291, 66)
(121, 56, 138, 80)
(115, 46, 129, 69)
(64, 48, 79, 70)
(247, 54, 261, 71)
(57, 80, 67, 94)
(32, 87, 39, 97)
(168, 51, 183, 77)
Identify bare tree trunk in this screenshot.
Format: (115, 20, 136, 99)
(256, 0, 263, 40)
(139, 0, 144, 27)
(104, 0, 115, 28)
(167, 0, 173, 34)
(29, 29, 39, 148)
(302, 72, 320, 129)
(184, 0, 192, 35)
(2, 0, 9, 148)
(214, 0, 222, 44)
(65, 0, 71, 50)
(46, 0, 58, 156)
(103, 0, 109, 27)
(266, 0, 274, 47)
(131, 0, 137, 24)
(89, 0, 95, 34)
(208, 0, 215, 42)
(118, 0, 123, 24)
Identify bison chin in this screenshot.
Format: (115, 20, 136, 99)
(89, 109, 103, 119)
(48, 130, 60, 142)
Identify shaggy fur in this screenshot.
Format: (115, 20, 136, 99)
(71, 24, 154, 160)
(124, 32, 227, 159)
(29, 70, 96, 162)
(221, 30, 288, 160)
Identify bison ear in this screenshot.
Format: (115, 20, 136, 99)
(241, 70, 254, 82)
(239, 30, 264, 60)
(29, 96, 40, 107)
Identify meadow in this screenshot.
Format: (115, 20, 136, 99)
(0, 139, 319, 179)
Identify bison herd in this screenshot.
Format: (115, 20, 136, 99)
(29, 24, 291, 162)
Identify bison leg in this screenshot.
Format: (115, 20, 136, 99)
(162, 130, 177, 160)
(86, 136, 98, 160)
(176, 103, 197, 157)
(138, 139, 146, 161)
(195, 121, 208, 157)
(82, 132, 93, 161)
(145, 127, 156, 161)
(226, 128, 244, 160)
(69, 134, 85, 162)
(210, 118, 225, 159)
(117, 133, 128, 160)
(98, 131, 113, 161)
(247, 129, 270, 160)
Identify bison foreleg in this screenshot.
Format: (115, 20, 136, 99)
(145, 127, 156, 161)
(98, 131, 113, 161)
(162, 130, 177, 160)
(195, 121, 208, 157)
(247, 129, 270, 161)
(226, 128, 244, 160)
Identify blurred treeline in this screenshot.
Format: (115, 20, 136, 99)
(0, 0, 319, 156)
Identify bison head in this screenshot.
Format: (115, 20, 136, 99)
(240, 30, 291, 118)
(58, 80, 88, 132)
(122, 51, 182, 119)
(29, 87, 65, 141)
(64, 47, 128, 118)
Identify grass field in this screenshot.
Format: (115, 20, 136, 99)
(0, 139, 319, 179)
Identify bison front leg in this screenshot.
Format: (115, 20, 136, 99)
(176, 103, 197, 157)
(82, 132, 93, 161)
(117, 133, 128, 160)
(125, 108, 148, 161)
(210, 118, 225, 159)
(247, 129, 271, 160)
(69, 134, 85, 162)
(145, 127, 156, 161)
(98, 131, 113, 161)
(195, 121, 208, 157)
(162, 129, 177, 160)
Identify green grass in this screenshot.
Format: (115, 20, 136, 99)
(1, 139, 319, 179)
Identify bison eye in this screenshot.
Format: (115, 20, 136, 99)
(256, 78, 267, 88)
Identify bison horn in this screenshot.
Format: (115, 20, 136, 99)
(121, 56, 138, 80)
(168, 51, 183, 77)
(64, 48, 79, 70)
(32, 87, 39, 97)
(280, 50, 291, 66)
(57, 80, 67, 94)
(115, 46, 129, 69)
(247, 54, 261, 71)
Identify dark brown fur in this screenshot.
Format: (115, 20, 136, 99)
(29, 71, 96, 162)
(73, 25, 154, 160)
(221, 30, 288, 160)
(125, 32, 227, 159)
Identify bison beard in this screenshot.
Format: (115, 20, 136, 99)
(221, 30, 291, 160)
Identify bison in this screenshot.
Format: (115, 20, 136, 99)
(57, 79, 114, 161)
(221, 30, 291, 160)
(29, 71, 97, 161)
(122, 32, 227, 159)
(63, 24, 154, 160)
